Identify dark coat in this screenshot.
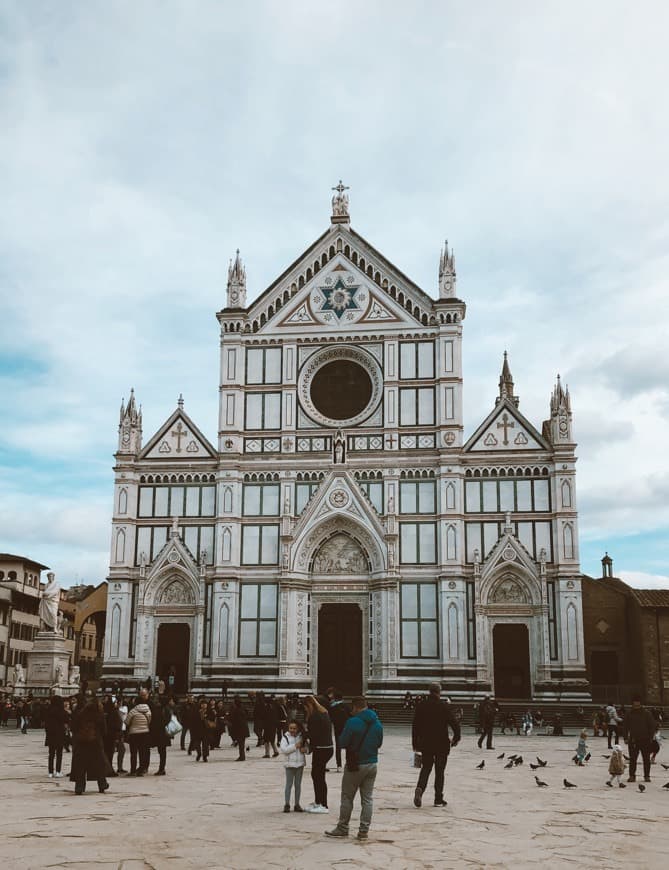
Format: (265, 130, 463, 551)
(189, 709, 208, 741)
(44, 704, 67, 748)
(69, 705, 109, 782)
(228, 705, 250, 740)
(328, 700, 352, 736)
(149, 701, 172, 748)
(624, 706, 656, 744)
(479, 699, 497, 727)
(306, 710, 333, 748)
(412, 695, 461, 753)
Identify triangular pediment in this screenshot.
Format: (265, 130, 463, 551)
(481, 529, 537, 578)
(243, 225, 439, 336)
(292, 470, 386, 543)
(140, 408, 217, 460)
(464, 399, 550, 453)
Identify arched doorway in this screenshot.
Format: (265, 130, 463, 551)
(318, 603, 363, 695)
(156, 623, 190, 694)
(493, 623, 531, 698)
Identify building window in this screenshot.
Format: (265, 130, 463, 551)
(135, 525, 214, 564)
(239, 584, 278, 656)
(242, 484, 280, 516)
(399, 341, 435, 379)
(400, 583, 438, 657)
(400, 522, 437, 564)
(357, 481, 384, 514)
(245, 392, 281, 430)
(400, 480, 436, 514)
(138, 485, 216, 518)
(246, 347, 282, 385)
(464, 478, 551, 513)
(399, 387, 435, 426)
(295, 482, 319, 514)
(465, 520, 553, 562)
(241, 524, 279, 565)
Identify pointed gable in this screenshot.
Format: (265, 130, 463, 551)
(464, 399, 550, 453)
(140, 408, 217, 460)
(292, 470, 386, 543)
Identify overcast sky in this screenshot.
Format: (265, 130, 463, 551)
(1, 1, 667, 588)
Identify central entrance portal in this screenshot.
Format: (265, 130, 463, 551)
(493, 623, 531, 699)
(318, 603, 363, 696)
(156, 623, 190, 694)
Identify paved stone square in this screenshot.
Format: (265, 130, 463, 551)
(1, 725, 668, 869)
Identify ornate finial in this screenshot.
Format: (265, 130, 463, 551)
(171, 516, 180, 538)
(439, 240, 456, 298)
(118, 387, 142, 453)
(331, 180, 350, 224)
(177, 393, 184, 410)
(226, 249, 246, 308)
(496, 352, 519, 407)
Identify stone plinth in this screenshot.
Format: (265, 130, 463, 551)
(23, 631, 77, 697)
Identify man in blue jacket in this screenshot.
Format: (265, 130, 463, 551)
(325, 696, 383, 841)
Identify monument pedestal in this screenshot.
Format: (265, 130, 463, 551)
(24, 631, 77, 697)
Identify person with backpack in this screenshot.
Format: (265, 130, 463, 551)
(325, 696, 383, 841)
(411, 683, 460, 809)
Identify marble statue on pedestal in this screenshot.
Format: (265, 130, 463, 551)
(39, 572, 60, 631)
(68, 665, 80, 686)
(13, 663, 26, 686)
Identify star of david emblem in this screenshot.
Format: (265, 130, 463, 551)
(319, 277, 360, 319)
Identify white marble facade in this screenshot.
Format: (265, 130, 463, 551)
(102, 187, 589, 700)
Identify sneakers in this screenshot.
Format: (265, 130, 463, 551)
(357, 831, 369, 841)
(413, 787, 423, 808)
(284, 804, 291, 813)
(54, 772, 62, 778)
(325, 828, 348, 838)
(434, 799, 448, 807)
(48, 773, 53, 778)
(307, 804, 329, 814)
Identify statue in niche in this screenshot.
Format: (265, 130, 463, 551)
(492, 576, 527, 604)
(312, 534, 368, 574)
(333, 431, 346, 464)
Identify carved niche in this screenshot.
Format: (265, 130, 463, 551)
(159, 578, 194, 605)
(491, 574, 527, 604)
(311, 533, 369, 574)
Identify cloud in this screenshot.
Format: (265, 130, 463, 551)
(618, 571, 669, 590)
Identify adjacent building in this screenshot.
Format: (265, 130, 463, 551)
(102, 186, 589, 700)
(0, 553, 49, 687)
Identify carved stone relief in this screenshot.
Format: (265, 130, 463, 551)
(491, 575, 527, 604)
(312, 533, 369, 574)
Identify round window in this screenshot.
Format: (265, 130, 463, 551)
(297, 346, 383, 428)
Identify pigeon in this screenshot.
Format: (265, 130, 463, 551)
(602, 755, 611, 759)
(530, 763, 540, 770)
(564, 779, 577, 788)
(571, 754, 578, 763)
(508, 754, 518, 761)
(584, 753, 591, 762)
(504, 760, 514, 769)
(536, 757, 547, 767)
(638, 783, 645, 793)
(535, 776, 548, 787)
(476, 760, 485, 770)
(514, 756, 523, 766)
(661, 763, 669, 771)
(497, 753, 505, 760)
(662, 782, 669, 789)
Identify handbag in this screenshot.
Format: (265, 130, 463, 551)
(165, 714, 183, 737)
(345, 721, 373, 773)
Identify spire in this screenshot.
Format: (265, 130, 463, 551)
(226, 249, 247, 308)
(177, 393, 184, 410)
(496, 351, 519, 407)
(438, 240, 456, 298)
(330, 179, 350, 225)
(117, 388, 142, 454)
(548, 373, 573, 442)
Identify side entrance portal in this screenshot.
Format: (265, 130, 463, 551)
(318, 603, 363, 696)
(493, 623, 531, 699)
(156, 623, 190, 694)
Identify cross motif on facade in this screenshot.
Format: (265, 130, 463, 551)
(332, 180, 350, 196)
(171, 421, 187, 452)
(497, 413, 514, 445)
(385, 433, 397, 449)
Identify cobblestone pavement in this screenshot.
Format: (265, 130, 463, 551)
(1, 725, 668, 869)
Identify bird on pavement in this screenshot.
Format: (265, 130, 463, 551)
(508, 754, 518, 761)
(504, 760, 514, 769)
(535, 776, 548, 787)
(497, 753, 505, 760)
(536, 757, 547, 767)
(514, 756, 523, 766)
(638, 783, 646, 793)
(602, 755, 610, 759)
(661, 763, 669, 771)
(530, 763, 540, 770)
(476, 760, 485, 770)
(564, 779, 577, 788)
(662, 782, 669, 789)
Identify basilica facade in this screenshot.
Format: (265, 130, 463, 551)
(102, 187, 589, 700)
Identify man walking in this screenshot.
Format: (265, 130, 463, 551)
(412, 683, 461, 808)
(325, 696, 383, 841)
(477, 695, 497, 750)
(624, 695, 656, 783)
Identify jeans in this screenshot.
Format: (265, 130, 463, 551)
(334, 733, 343, 769)
(478, 723, 494, 749)
(628, 741, 651, 780)
(194, 737, 209, 761)
(284, 766, 304, 805)
(115, 738, 126, 770)
(128, 733, 150, 772)
(48, 745, 63, 774)
(311, 747, 333, 807)
(607, 725, 620, 749)
(417, 750, 448, 801)
(334, 763, 378, 834)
